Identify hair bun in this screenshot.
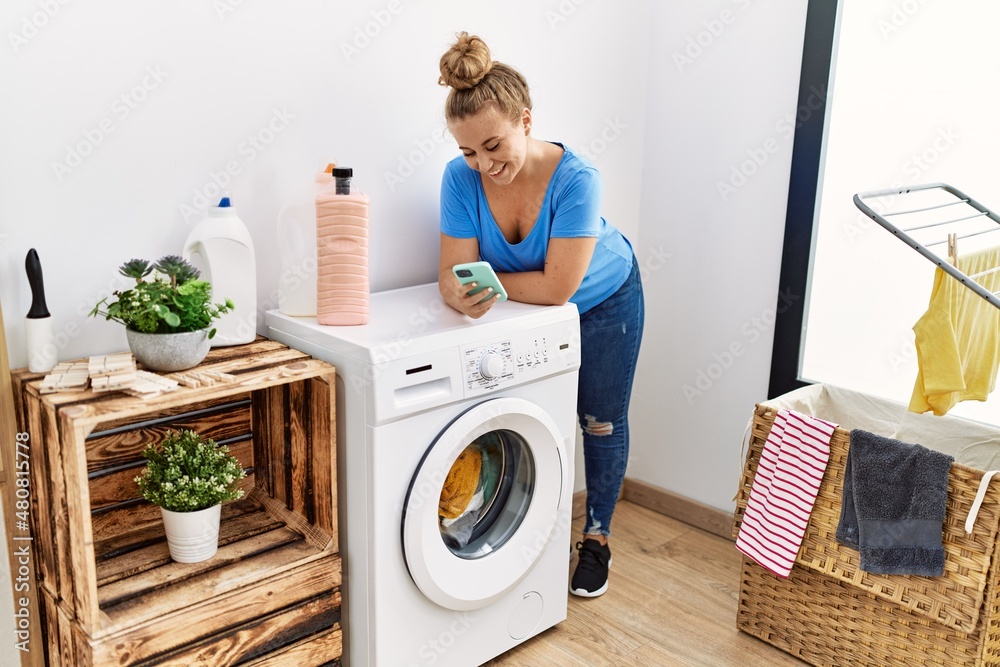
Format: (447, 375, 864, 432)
(438, 31, 493, 90)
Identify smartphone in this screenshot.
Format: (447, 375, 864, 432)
(452, 261, 508, 303)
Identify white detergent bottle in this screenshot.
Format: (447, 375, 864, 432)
(276, 164, 334, 316)
(183, 196, 257, 346)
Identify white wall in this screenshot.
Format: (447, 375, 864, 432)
(0, 0, 652, 661)
(628, 1, 809, 511)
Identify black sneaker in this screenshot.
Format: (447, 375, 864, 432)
(570, 539, 612, 597)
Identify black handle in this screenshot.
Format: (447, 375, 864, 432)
(25, 248, 50, 319)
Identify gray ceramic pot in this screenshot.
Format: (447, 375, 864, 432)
(125, 328, 211, 372)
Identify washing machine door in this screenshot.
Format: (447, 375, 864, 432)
(401, 397, 569, 611)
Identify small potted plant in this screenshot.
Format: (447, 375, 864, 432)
(89, 255, 234, 371)
(135, 429, 246, 563)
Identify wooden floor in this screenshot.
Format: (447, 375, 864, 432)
(484, 500, 808, 667)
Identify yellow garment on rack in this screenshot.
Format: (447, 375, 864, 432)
(438, 448, 482, 520)
(910, 245, 1000, 415)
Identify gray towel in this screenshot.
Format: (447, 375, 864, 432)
(835, 429, 953, 576)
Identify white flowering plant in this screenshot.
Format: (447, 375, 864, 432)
(135, 430, 246, 513)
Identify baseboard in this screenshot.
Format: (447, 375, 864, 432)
(621, 478, 735, 540)
(571, 480, 734, 540)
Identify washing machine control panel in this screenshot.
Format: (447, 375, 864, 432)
(462, 342, 513, 392)
(461, 329, 565, 396)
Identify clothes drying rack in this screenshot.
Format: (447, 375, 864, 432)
(853, 182, 1000, 311)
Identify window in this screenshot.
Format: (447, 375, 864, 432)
(771, 0, 1000, 424)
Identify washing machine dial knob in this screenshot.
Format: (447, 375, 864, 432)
(478, 351, 505, 379)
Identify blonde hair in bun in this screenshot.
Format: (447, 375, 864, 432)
(439, 32, 532, 123)
(438, 31, 492, 90)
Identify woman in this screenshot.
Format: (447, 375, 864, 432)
(436, 32, 644, 598)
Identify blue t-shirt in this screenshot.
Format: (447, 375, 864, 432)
(440, 144, 633, 314)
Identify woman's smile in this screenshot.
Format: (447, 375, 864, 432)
(448, 104, 529, 186)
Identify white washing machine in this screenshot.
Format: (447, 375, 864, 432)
(265, 283, 580, 667)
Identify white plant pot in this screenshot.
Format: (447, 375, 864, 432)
(160, 504, 221, 563)
(126, 327, 211, 372)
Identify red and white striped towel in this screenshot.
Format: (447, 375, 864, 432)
(736, 409, 836, 578)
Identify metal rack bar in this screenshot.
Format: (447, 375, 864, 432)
(905, 211, 989, 234)
(969, 266, 1000, 281)
(853, 183, 1000, 311)
(887, 198, 969, 218)
(926, 224, 1000, 248)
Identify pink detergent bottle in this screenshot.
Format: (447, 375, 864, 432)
(316, 167, 370, 325)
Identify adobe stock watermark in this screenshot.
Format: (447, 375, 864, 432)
(335, 296, 451, 397)
(178, 107, 295, 222)
(841, 126, 959, 244)
(899, 126, 959, 182)
(716, 83, 827, 202)
(213, 0, 250, 20)
(12, 427, 34, 653)
(887, 331, 919, 375)
(878, 0, 931, 40)
(341, 0, 403, 63)
(51, 65, 168, 183)
(682, 287, 798, 404)
(52, 269, 146, 367)
(577, 117, 628, 163)
(8, 0, 72, 54)
(519, 507, 572, 567)
(28, 319, 84, 374)
(673, 0, 753, 73)
(405, 611, 477, 667)
(887, 304, 952, 376)
(384, 123, 449, 192)
(637, 245, 672, 285)
(399, 468, 447, 517)
(545, 0, 589, 30)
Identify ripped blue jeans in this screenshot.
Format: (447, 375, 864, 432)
(577, 257, 644, 537)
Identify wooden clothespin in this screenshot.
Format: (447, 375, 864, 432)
(201, 370, 237, 383)
(122, 371, 180, 399)
(87, 353, 139, 393)
(39, 361, 90, 393)
(948, 232, 958, 266)
(168, 370, 237, 388)
(88, 352, 136, 377)
(91, 371, 139, 393)
(170, 373, 201, 388)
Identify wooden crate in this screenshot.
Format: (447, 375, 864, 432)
(11, 339, 342, 666)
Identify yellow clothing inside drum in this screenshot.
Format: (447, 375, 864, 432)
(910, 245, 1000, 416)
(438, 448, 482, 520)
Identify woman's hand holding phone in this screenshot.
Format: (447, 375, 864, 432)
(449, 261, 506, 319)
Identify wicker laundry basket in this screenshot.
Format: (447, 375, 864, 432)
(732, 402, 1000, 667)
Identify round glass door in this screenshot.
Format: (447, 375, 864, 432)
(401, 397, 568, 611)
(438, 429, 534, 559)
